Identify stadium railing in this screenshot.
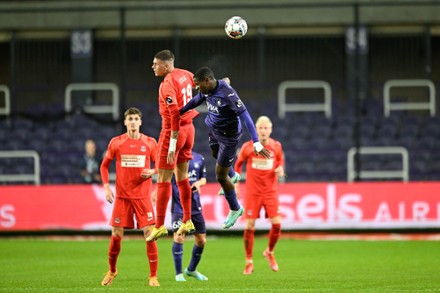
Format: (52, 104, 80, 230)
(0, 85, 11, 116)
(0, 150, 41, 185)
(64, 83, 120, 120)
(383, 79, 436, 117)
(347, 146, 409, 182)
(278, 80, 332, 119)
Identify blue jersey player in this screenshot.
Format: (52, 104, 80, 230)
(180, 66, 271, 229)
(170, 151, 208, 282)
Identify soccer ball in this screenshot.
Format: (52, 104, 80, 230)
(225, 16, 248, 39)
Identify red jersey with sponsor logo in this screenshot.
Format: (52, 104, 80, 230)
(235, 138, 284, 196)
(158, 68, 198, 129)
(104, 133, 157, 199)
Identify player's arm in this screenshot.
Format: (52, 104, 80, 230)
(180, 93, 205, 115)
(191, 157, 207, 193)
(100, 156, 115, 204)
(238, 110, 271, 159)
(275, 144, 286, 178)
(167, 101, 181, 164)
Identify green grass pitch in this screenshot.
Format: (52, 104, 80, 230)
(0, 235, 439, 292)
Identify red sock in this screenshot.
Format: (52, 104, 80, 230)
(243, 229, 255, 259)
(155, 182, 171, 227)
(108, 235, 121, 273)
(147, 241, 158, 278)
(177, 178, 192, 222)
(268, 223, 281, 252)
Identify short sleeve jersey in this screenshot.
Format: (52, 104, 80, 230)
(197, 79, 248, 136)
(171, 152, 206, 215)
(104, 133, 157, 199)
(235, 138, 284, 196)
(158, 68, 198, 128)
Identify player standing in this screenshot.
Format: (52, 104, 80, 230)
(100, 107, 160, 287)
(146, 50, 199, 242)
(180, 66, 271, 229)
(234, 116, 285, 275)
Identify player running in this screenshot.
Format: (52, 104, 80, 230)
(180, 66, 271, 229)
(100, 107, 160, 287)
(235, 116, 285, 274)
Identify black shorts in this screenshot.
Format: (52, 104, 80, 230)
(171, 213, 206, 234)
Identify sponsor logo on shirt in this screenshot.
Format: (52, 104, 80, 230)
(207, 102, 219, 114)
(121, 154, 146, 167)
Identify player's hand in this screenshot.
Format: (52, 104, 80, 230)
(255, 147, 271, 159)
(104, 185, 115, 204)
(222, 77, 231, 85)
(167, 151, 175, 164)
(141, 168, 155, 179)
(275, 166, 285, 178)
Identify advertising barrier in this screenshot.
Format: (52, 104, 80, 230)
(1, 182, 439, 231)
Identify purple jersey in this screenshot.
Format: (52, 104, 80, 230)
(200, 79, 248, 136)
(171, 152, 206, 215)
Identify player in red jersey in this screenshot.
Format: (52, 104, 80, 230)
(100, 107, 160, 287)
(234, 116, 285, 275)
(146, 49, 199, 242)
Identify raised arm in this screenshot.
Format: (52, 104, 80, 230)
(180, 94, 205, 115)
(238, 110, 271, 159)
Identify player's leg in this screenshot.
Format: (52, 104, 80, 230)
(148, 132, 175, 240)
(217, 163, 244, 228)
(143, 227, 159, 282)
(137, 199, 160, 286)
(102, 226, 124, 285)
(243, 195, 261, 275)
(146, 168, 173, 241)
(175, 124, 195, 235)
(102, 198, 132, 285)
(263, 198, 282, 272)
(185, 214, 208, 281)
(243, 219, 255, 275)
(171, 214, 186, 282)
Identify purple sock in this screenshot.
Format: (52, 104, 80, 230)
(187, 244, 204, 272)
(228, 167, 235, 178)
(224, 189, 241, 211)
(172, 242, 184, 275)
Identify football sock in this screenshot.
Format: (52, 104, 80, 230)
(177, 178, 192, 222)
(268, 223, 281, 251)
(187, 244, 204, 272)
(228, 167, 236, 178)
(108, 235, 121, 273)
(224, 189, 241, 211)
(244, 229, 255, 259)
(172, 242, 184, 275)
(155, 182, 171, 227)
(147, 241, 158, 278)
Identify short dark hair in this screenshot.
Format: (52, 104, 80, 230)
(124, 107, 142, 119)
(194, 66, 215, 82)
(154, 49, 174, 61)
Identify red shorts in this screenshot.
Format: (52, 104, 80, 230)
(110, 197, 155, 229)
(244, 193, 281, 220)
(157, 123, 195, 170)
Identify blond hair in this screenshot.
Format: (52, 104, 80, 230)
(256, 115, 272, 127)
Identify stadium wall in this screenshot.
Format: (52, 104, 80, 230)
(1, 182, 439, 232)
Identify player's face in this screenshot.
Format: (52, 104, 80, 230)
(256, 122, 272, 141)
(194, 78, 209, 94)
(152, 58, 168, 77)
(124, 114, 142, 132)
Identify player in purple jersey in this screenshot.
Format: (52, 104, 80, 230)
(170, 151, 208, 281)
(180, 66, 271, 229)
